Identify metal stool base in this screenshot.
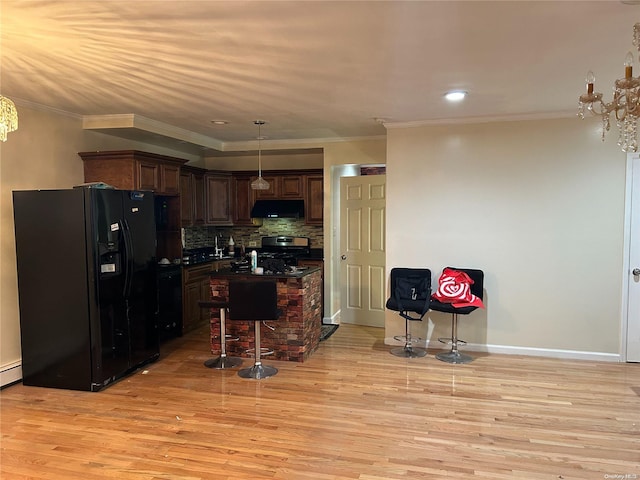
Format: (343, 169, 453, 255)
(238, 363, 278, 379)
(436, 350, 473, 364)
(204, 355, 243, 369)
(391, 346, 427, 358)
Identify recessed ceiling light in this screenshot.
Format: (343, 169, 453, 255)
(210, 120, 228, 125)
(444, 91, 467, 102)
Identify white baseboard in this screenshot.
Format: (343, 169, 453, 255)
(323, 310, 340, 325)
(385, 338, 622, 362)
(1, 361, 22, 388)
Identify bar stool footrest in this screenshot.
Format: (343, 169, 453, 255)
(437, 337, 467, 346)
(393, 335, 423, 344)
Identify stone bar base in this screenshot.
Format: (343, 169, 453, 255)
(208, 270, 322, 362)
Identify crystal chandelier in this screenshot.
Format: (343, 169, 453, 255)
(0, 95, 18, 142)
(250, 120, 270, 190)
(578, 23, 640, 152)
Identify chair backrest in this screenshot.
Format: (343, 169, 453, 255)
(228, 280, 279, 321)
(389, 267, 432, 301)
(387, 268, 432, 316)
(445, 267, 484, 300)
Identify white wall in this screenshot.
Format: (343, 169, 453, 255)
(385, 117, 626, 356)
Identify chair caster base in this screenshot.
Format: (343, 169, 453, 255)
(435, 350, 473, 364)
(238, 363, 278, 379)
(391, 346, 427, 358)
(204, 355, 243, 369)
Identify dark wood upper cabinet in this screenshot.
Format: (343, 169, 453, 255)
(160, 163, 181, 195)
(253, 175, 279, 199)
(232, 175, 255, 225)
(179, 171, 193, 224)
(305, 175, 324, 225)
(180, 165, 207, 226)
(233, 169, 323, 226)
(280, 175, 304, 198)
(205, 173, 232, 225)
(254, 174, 304, 199)
(79, 150, 187, 195)
(193, 173, 206, 224)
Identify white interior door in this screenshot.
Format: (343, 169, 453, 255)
(626, 153, 640, 362)
(339, 175, 386, 327)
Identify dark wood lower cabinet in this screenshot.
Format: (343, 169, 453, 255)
(182, 264, 213, 334)
(181, 260, 233, 334)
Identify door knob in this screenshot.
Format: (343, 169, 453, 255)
(341, 255, 347, 260)
(633, 268, 640, 276)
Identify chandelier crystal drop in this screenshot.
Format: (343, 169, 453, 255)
(0, 95, 18, 142)
(250, 120, 270, 190)
(578, 23, 640, 152)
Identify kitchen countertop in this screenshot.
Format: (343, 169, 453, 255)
(209, 266, 321, 279)
(181, 257, 234, 268)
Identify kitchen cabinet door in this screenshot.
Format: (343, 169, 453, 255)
(305, 175, 324, 225)
(180, 172, 193, 225)
(280, 175, 304, 198)
(206, 174, 232, 225)
(192, 173, 206, 224)
(253, 176, 279, 198)
(136, 160, 160, 192)
(183, 280, 202, 334)
(232, 175, 255, 225)
(181, 167, 207, 226)
(160, 163, 181, 194)
(182, 263, 213, 334)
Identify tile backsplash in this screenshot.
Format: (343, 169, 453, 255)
(184, 219, 323, 250)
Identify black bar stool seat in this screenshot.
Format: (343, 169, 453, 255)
(228, 280, 282, 379)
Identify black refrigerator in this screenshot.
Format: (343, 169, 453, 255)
(13, 187, 160, 391)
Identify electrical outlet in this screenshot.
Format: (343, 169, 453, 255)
(249, 241, 257, 247)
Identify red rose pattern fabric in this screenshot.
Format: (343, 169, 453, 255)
(432, 268, 484, 309)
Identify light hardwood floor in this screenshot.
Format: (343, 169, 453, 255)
(1, 323, 639, 480)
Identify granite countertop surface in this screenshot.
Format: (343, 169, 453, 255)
(209, 266, 321, 279)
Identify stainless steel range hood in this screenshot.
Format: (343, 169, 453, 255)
(250, 199, 305, 218)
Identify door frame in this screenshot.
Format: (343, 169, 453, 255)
(339, 174, 386, 327)
(622, 152, 639, 362)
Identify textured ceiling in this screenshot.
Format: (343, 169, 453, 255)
(1, 1, 638, 154)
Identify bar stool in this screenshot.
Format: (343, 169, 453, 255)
(430, 267, 484, 364)
(198, 300, 243, 369)
(228, 279, 281, 379)
(385, 267, 432, 358)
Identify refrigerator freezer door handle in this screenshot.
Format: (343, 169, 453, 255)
(121, 219, 134, 298)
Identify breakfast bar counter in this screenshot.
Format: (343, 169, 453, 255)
(208, 268, 322, 362)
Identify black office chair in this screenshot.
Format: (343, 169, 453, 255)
(385, 268, 431, 358)
(430, 267, 484, 364)
(198, 300, 243, 369)
(228, 279, 281, 379)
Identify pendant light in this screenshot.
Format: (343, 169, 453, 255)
(250, 120, 270, 190)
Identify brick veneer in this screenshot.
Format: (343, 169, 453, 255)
(208, 270, 322, 362)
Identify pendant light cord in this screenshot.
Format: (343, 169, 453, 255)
(258, 122, 262, 177)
